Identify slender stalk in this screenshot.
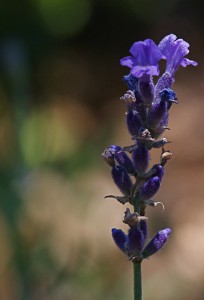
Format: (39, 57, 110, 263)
(133, 191, 142, 300)
(133, 262, 142, 300)
(133, 191, 141, 214)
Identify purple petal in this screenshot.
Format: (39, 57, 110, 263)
(120, 38, 163, 78)
(120, 56, 136, 68)
(131, 65, 159, 77)
(181, 58, 198, 67)
(112, 228, 127, 253)
(158, 34, 197, 75)
(142, 228, 171, 258)
(130, 39, 163, 66)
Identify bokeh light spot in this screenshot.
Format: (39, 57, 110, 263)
(36, 0, 92, 37)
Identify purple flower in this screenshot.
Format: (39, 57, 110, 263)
(120, 39, 163, 78)
(112, 221, 171, 260)
(158, 34, 198, 76)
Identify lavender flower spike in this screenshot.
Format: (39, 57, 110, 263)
(103, 33, 197, 300)
(120, 39, 164, 78)
(158, 34, 198, 76)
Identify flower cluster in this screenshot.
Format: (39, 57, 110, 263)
(112, 209, 171, 262)
(102, 34, 197, 261)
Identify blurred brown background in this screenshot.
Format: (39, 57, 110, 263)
(0, 0, 203, 299)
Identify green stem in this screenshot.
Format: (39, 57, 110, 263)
(133, 262, 142, 300)
(133, 191, 142, 300)
(133, 191, 141, 214)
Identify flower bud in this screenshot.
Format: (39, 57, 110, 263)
(150, 164, 164, 180)
(132, 145, 149, 176)
(140, 176, 161, 200)
(126, 109, 143, 137)
(126, 227, 145, 256)
(112, 228, 126, 253)
(114, 151, 135, 175)
(123, 73, 138, 91)
(160, 88, 177, 110)
(142, 228, 171, 258)
(111, 166, 132, 195)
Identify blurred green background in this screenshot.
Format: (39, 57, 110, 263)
(0, 0, 204, 299)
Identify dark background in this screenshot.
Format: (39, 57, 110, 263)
(0, 1, 203, 299)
